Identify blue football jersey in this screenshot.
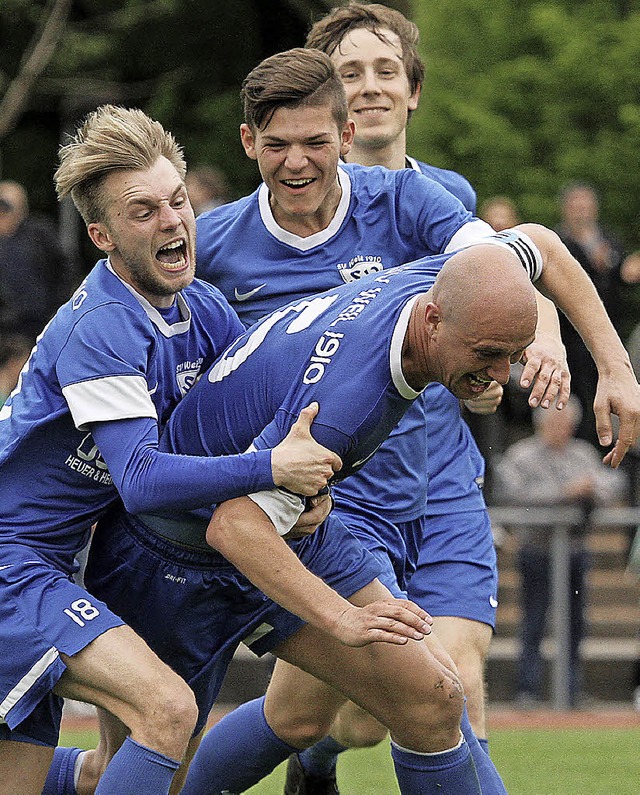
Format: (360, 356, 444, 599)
(0, 260, 243, 566)
(408, 156, 488, 515)
(196, 161, 494, 522)
(406, 156, 477, 215)
(165, 258, 444, 534)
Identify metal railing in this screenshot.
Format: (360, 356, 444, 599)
(487, 506, 640, 710)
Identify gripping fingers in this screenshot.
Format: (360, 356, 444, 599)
(525, 364, 569, 410)
(370, 599, 432, 638)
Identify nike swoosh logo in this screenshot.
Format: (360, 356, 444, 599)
(234, 284, 267, 302)
(489, 596, 499, 608)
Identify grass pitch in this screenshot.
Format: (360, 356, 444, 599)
(61, 725, 640, 794)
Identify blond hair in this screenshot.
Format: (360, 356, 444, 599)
(54, 105, 186, 224)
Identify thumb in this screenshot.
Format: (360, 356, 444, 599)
(291, 402, 319, 434)
(594, 407, 612, 448)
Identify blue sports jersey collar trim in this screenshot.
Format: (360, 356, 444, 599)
(390, 295, 423, 400)
(257, 165, 352, 252)
(104, 259, 192, 337)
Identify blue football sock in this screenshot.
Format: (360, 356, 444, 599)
(298, 734, 348, 778)
(94, 736, 180, 795)
(181, 697, 298, 794)
(42, 746, 83, 795)
(391, 735, 481, 794)
(478, 736, 490, 756)
(460, 706, 506, 793)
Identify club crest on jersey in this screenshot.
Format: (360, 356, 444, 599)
(176, 358, 204, 396)
(337, 255, 384, 283)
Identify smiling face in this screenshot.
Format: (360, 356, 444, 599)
(240, 102, 354, 237)
(330, 26, 420, 161)
(87, 156, 196, 307)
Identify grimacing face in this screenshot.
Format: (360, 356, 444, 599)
(240, 102, 354, 236)
(87, 157, 196, 307)
(430, 307, 535, 401)
(331, 26, 420, 152)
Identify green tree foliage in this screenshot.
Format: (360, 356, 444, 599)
(0, 0, 324, 214)
(410, 0, 640, 244)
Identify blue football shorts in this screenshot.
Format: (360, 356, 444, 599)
(407, 509, 499, 629)
(0, 543, 125, 745)
(84, 510, 382, 734)
(333, 501, 425, 595)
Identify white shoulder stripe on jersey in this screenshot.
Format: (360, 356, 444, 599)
(444, 219, 496, 254)
(63, 374, 157, 431)
(0, 646, 60, 721)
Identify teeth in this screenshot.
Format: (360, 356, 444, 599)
(283, 179, 313, 187)
(469, 374, 491, 386)
(160, 240, 183, 251)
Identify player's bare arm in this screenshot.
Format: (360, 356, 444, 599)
(520, 222, 640, 466)
(206, 496, 432, 646)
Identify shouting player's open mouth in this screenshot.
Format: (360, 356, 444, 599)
(156, 238, 188, 271)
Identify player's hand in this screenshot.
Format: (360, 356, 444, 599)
(283, 493, 333, 540)
(520, 330, 571, 410)
(464, 380, 503, 415)
(333, 598, 433, 647)
(272, 403, 342, 496)
(594, 366, 640, 468)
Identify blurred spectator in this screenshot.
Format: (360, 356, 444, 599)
(185, 164, 232, 215)
(624, 321, 640, 506)
(0, 180, 77, 342)
(621, 248, 640, 287)
(478, 195, 520, 231)
(626, 528, 640, 711)
(555, 182, 626, 447)
(0, 333, 31, 405)
(495, 397, 627, 708)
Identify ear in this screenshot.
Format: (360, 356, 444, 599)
(408, 81, 421, 113)
(87, 222, 116, 253)
(340, 119, 356, 157)
(240, 123, 258, 160)
(424, 301, 441, 337)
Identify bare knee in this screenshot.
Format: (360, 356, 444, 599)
(332, 703, 388, 749)
(431, 616, 492, 737)
(269, 707, 335, 749)
(387, 668, 466, 753)
(130, 674, 198, 758)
